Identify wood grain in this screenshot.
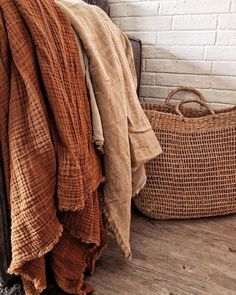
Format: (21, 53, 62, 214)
(87, 211, 236, 295)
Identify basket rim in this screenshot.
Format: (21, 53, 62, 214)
(142, 103, 236, 123)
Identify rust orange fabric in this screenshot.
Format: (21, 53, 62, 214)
(0, 0, 106, 294)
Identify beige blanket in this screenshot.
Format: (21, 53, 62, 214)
(57, 0, 162, 258)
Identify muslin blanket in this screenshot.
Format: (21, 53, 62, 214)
(57, 0, 162, 258)
(0, 0, 106, 294)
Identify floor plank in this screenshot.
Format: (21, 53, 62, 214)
(87, 211, 236, 295)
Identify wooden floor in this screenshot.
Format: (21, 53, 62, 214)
(87, 211, 236, 295)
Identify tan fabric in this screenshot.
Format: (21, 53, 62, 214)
(57, 0, 162, 258)
(76, 35, 104, 151)
(0, 0, 106, 294)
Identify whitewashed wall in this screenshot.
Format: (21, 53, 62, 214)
(110, 0, 236, 108)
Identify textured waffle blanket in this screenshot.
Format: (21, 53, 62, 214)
(0, 0, 106, 294)
(57, 0, 162, 258)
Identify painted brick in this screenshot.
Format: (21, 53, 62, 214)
(213, 62, 236, 76)
(155, 73, 212, 89)
(110, 4, 127, 17)
(205, 46, 236, 61)
(142, 45, 172, 59)
(219, 14, 236, 29)
(173, 15, 217, 30)
(110, 0, 235, 107)
(142, 59, 145, 71)
(160, 0, 231, 15)
(120, 16, 171, 31)
(141, 73, 156, 85)
(126, 32, 156, 45)
(142, 97, 164, 104)
(140, 86, 169, 98)
(155, 73, 236, 91)
(127, 2, 159, 16)
(217, 31, 236, 46)
(170, 46, 204, 60)
(211, 75, 236, 91)
(158, 31, 216, 45)
(200, 89, 236, 105)
(232, 0, 236, 12)
(146, 59, 212, 74)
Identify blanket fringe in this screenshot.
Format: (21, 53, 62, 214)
(8, 224, 64, 293)
(103, 178, 147, 260)
(103, 205, 132, 260)
(133, 178, 147, 197)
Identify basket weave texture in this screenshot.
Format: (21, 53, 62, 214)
(134, 88, 236, 219)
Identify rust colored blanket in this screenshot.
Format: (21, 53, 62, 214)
(0, 0, 106, 294)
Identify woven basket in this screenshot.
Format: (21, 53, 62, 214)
(134, 87, 236, 219)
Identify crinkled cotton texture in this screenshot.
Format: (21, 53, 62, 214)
(0, 0, 106, 294)
(57, 0, 162, 258)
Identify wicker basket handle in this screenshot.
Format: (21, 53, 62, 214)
(165, 87, 205, 104)
(175, 99, 216, 119)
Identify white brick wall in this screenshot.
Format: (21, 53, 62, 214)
(111, 0, 236, 108)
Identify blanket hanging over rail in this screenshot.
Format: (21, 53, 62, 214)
(0, 0, 106, 294)
(57, 0, 162, 258)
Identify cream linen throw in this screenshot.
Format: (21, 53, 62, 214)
(57, 0, 162, 257)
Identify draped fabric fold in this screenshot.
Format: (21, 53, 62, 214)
(0, 0, 106, 294)
(75, 35, 105, 152)
(56, 0, 162, 258)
